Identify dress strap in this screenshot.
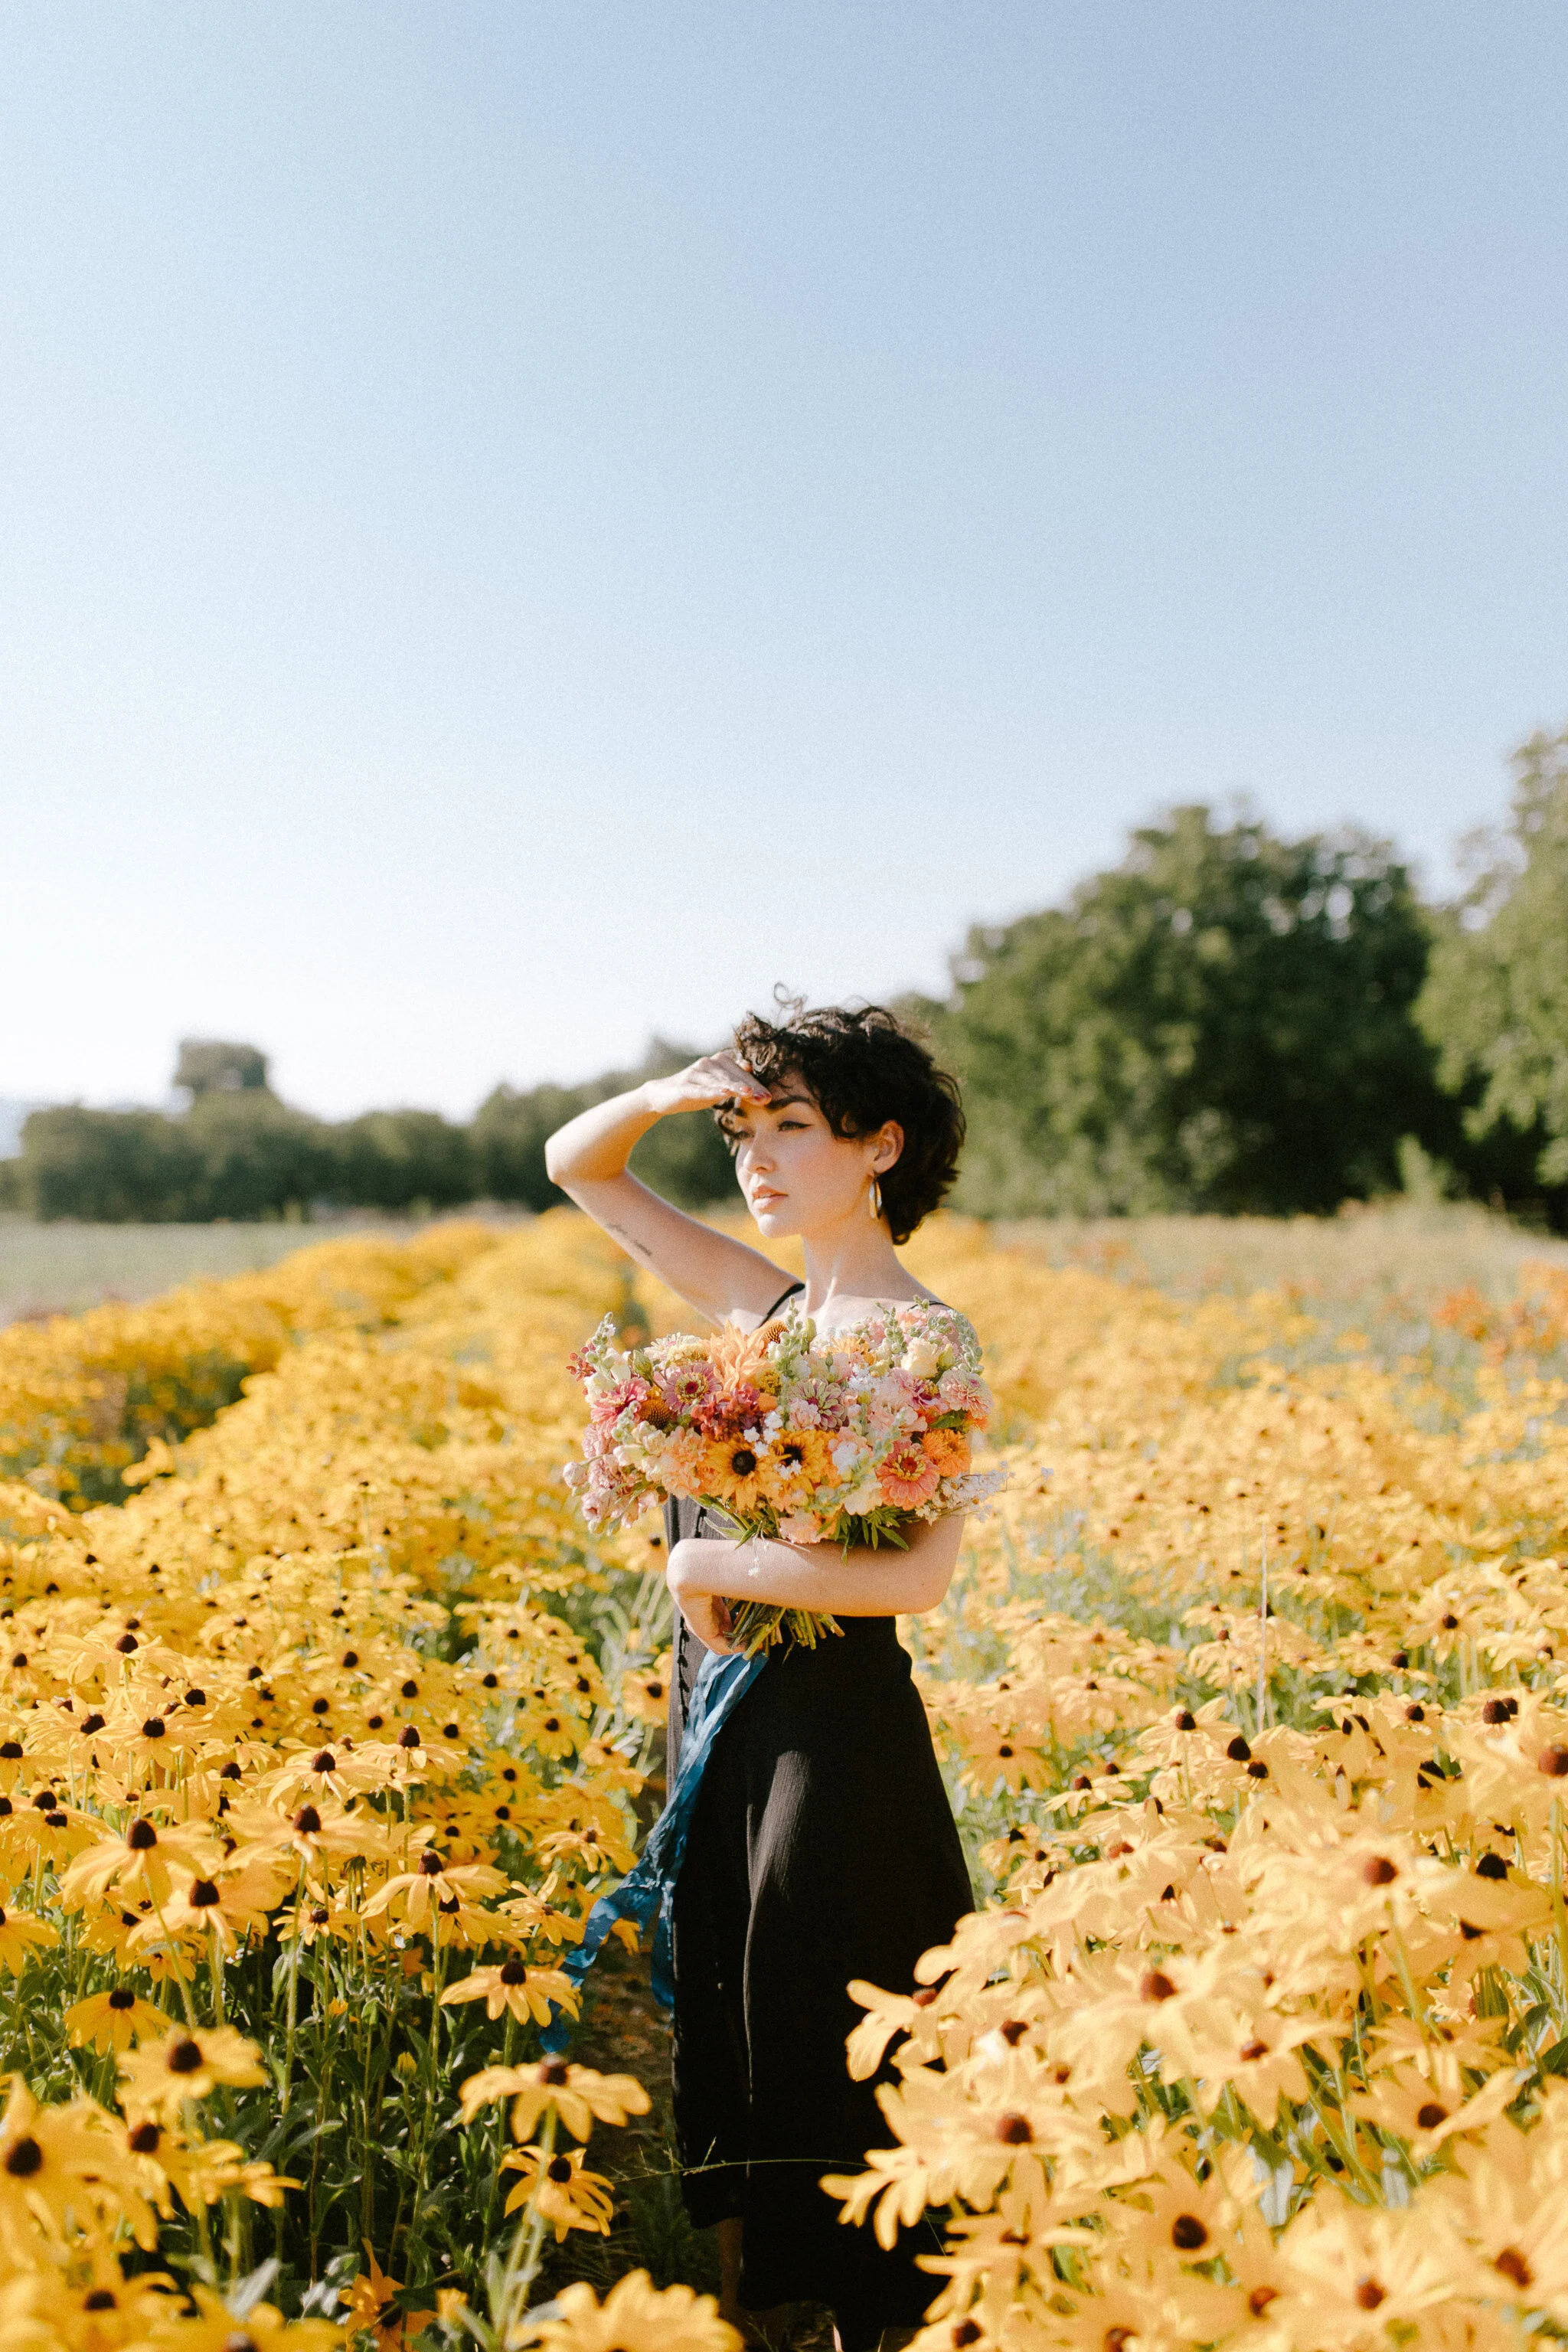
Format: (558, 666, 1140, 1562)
(763, 1279, 805, 1321)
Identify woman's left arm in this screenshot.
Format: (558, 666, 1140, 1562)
(668, 1511, 965, 1626)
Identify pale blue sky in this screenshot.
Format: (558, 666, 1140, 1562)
(2, 3, 1564, 1118)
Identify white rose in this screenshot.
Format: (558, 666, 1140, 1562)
(902, 1340, 941, 1379)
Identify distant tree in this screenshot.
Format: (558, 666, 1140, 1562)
(929, 805, 1446, 1217)
(470, 1082, 599, 1212)
(325, 1110, 475, 1213)
(184, 1091, 329, 1220)
(20, 1108, 205, 1222)
(472, 1041, 737, 1214)
(174, 1040, 270, 1098)
(1417, 724, 1568, 1212)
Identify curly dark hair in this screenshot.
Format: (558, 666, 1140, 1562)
(715, 998, 965, 1245)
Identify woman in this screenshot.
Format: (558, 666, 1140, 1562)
(545, 1001, 976, 2352)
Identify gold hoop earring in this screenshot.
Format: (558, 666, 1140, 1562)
(868, 1174, 882, 1222)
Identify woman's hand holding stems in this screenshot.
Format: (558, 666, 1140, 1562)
(666, 1517, 964, 1656)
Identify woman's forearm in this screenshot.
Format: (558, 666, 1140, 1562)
(544, 1086, 661, 1186)
(668, 1514, 964, 1618)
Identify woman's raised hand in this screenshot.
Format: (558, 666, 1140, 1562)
(642, 1052, 771, 1119)
(543, 1050, 793, 1325)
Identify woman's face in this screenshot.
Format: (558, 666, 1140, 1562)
(727, 1080, 900, 1240)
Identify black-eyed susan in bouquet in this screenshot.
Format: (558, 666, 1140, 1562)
(564, 1298, 1004, 1653)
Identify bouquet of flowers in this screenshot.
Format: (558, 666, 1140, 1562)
(564, 1299, 1004, 1655)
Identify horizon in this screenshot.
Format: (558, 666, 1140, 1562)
(0, 774, 1530, 1129)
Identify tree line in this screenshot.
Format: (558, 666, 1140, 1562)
(0, 1040, 734, 1223)
(7, 721, 1568, 1227)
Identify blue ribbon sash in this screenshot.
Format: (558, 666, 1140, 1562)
(541, 1646, 766, 2053)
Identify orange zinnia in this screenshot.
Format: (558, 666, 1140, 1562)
(877, 1442, 942, 1509)
(920, 1426, 971, 1477)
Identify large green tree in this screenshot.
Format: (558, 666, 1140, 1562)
(1417, 724, 1568, 1207)
(928, 805, 1445, 1217)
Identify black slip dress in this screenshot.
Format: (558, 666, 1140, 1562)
(663, 1281, 974, 2352)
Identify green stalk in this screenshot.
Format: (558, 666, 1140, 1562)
(149, 1890, 200, 2031)
(482, 2009, 519, 2243)
(407, 1915, 448, 2251)
(1551, 1797, 1568, 1988)
(278, 1860, 307, 2115)
(501, 2105, 557, 2325)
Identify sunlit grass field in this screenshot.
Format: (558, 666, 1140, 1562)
(8, 1197, 1563, 1328)
(998, 1197, 1568, 1303)
(0, 1210, 531, 1325)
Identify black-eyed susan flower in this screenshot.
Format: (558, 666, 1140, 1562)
(124, 2111, 298, 2221)
(0, 1900, 57, 1976)
(155, 2282, 338, 2352)
(260, 1743, 381, 1808)
(619, 1655, 672, 1728)
(0, 2076, 149, 2258)
(227, 1795, 381, 1873)
(64, 1984, 166, 2055)
(500, 2140, 615, 2239)
(513, 2272, 749, 2352)
(143, 1857, 290, 1955)
(534, 1818, 636, 1876)
(439, 1955, 579, 2028)
(361, 1850, 506, 1944)
(336, 2246, 439, 2351)
(495, 1881, 585, 1950)
(59, 1817, 214, 1910)
(457, 2056, 650, 2141)
(117, 2026, 266, 2122)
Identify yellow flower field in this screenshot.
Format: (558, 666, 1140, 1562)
(2, 1209, 1568, 2350)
